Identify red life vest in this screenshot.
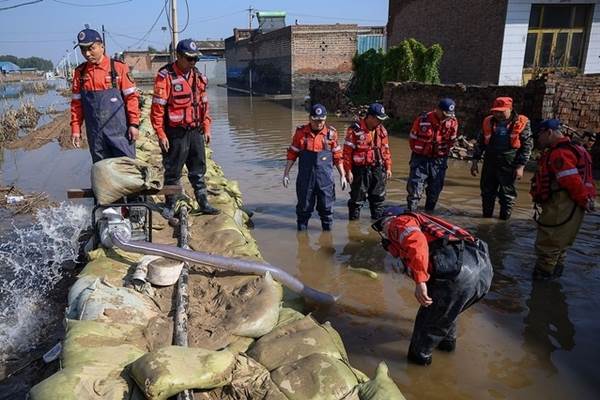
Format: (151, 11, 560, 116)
(530, 141, 595, 204)
(297, 124, 335, 152)
(349, 122, 387, 166)
(482, 114, 528, 149)
(164, 64, 208, 129)
(409, 111, 458, 157)
(407, 212, 475, 243)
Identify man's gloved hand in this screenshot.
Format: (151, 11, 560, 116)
(282, 175, 290, 188)
(340, 175, 348, 191)
(381, 238, 391, 251)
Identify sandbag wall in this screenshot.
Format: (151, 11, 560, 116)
(30, 93, 406, 400)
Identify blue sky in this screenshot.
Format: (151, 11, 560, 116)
(0, 0, 388, 65)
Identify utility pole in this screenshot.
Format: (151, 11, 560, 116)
(170, 0, 178, 62)
(102, 25, 106, 54)
(247, 5, 254, 29)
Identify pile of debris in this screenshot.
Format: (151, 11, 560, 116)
(0, 101, 41, 144)
(0, 186, 53, 216)
(450, 136, 476, 160)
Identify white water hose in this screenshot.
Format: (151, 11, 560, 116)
(109, 230, 339, 305)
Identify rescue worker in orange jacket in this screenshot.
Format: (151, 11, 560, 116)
(407, 98, 458, 212)
(372, 206, 493, 365)
(283, 104, 347, 231)
(471, 97, 533, 220)
(150, 39, 219, 217)
(344, 103, 393, 220)
(70, 28, 140, 163)
(530, 119, 596, 280)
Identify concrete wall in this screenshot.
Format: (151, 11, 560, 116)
(387, 0, 509, 85)
(498, 0, 600, 85)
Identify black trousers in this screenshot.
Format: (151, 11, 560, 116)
(408, 240, 493, 360)
(348, 164, 387, 219)
(162, 126, 207, 199)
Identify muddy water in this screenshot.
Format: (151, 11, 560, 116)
(208, 87, 600, 400)
(1, 86, 598, 399)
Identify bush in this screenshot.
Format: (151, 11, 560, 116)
(350, 39, 443, 101)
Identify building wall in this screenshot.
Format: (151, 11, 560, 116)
(224, 27, 292, 94)
(123, 53, 152, 74)
(498, 0, 600, 85)
(387, 0, 508, 85)
(291, 24, 357, 98)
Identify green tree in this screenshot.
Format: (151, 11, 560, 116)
(0, 55, 54, 71)
(350, 39, 443, 101)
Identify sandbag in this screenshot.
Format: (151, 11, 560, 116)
(358, 362, 406, 400)
(91, 156, 161, 205)
(222, 272, 282, 338)
(79, 248, 141, 286)
(196, 354, 287, 400)
(129, 346, 235, 400)
(61, 320, 147, 369)
(135, 255, 184, 287)
(68, 279, 159, 325)
(275, 307, 305, 328)
(29, 364, 142, 400)
(271, 353, 359, 400)
(247, 315, 347, 371)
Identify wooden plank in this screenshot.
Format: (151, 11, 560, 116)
(67, 185, 184, 199)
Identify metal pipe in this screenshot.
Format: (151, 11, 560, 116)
(110, 230, 338, 305)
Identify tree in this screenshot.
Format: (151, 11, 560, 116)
(0, 55, 54, 71)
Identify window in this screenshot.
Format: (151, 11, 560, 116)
(523, 4, 593, 75)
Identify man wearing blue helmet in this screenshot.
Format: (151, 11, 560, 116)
(283, 104, 347, 231)
(373, 206, 493, 365)
(406, 98, 459, 212)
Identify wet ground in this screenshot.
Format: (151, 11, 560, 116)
(1, 86, 599, 399)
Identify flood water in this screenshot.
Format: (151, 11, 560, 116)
(1, 86, 599, 399)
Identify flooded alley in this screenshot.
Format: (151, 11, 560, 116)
(2, 86, 599, 399)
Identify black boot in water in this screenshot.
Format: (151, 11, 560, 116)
(192, 191, 221, 215)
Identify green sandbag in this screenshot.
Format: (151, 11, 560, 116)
(29, 364, 142, 400)
(129, 346, 235, 400)
(271, 353, 359, 400)
(358, 362, 406, 400)
(275, 307, 305, 328)
(68, 279, 159, 325)
(91, 156, 162, 205)
(61, 319, 146, 369)
(222, 272, 282, 338)
(197, 354, 287, 400)
(247, 315, 347, 371)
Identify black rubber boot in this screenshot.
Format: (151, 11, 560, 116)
(499, 207, 511, 221)
(192, 191, 221, 215)
(437, 339, 456, 352)
(348, 207, 361, 221)
(407, 351, 432, 366)
(532, 268, 555, 281)
(161, 195, 179, 226)
(482, 201, 495, 218)
(321, 222, 332, 231)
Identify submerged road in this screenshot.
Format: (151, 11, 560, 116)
(2, 85, 599, 399)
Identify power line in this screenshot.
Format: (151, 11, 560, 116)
(0, 0, 43, 11)
(125, 0, 168, 49)
(188, 9, 246, 25)
(51, 0, 132, 7)
(165, 0, 189, 34)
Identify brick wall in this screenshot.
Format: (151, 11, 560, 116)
(291, 25, 357, 98)
(309, 79, 351, 112)
(387, 0, 508, 84)
(382, 81, 535, 137)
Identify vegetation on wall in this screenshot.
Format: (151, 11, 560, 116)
(349, 39, 443, 103)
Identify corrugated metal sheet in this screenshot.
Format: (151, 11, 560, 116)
(357, 34, 386, 55)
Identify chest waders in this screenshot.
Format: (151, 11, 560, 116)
(80, 59, 134, 163)
(296, 133, 335, 231)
